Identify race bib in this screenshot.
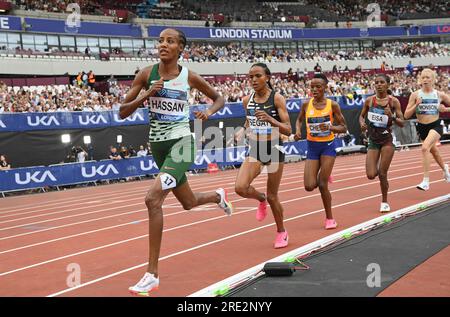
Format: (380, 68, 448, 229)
(416, 103, 439, 115)
(368, 110, 389, 128)
(160, 173, 177, 190)
(308, 116, 331, 137)
(149, 88, 188, 122)
(247, 115, 272, 134)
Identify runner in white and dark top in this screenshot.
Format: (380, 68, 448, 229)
(246, 89, 284, 164)
(404, 68, 450, 190)
(234, 63, 292, 249)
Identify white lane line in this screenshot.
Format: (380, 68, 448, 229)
(45, 179, 446, 297)
(0, 146, 433, 213)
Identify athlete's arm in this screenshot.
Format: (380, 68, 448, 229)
(294, 101, 308, 140)
(119, 67, 162, 119)
(330, 101, 347, 134)
(270, 93, 292, 136)
(392, 97, 405, 127)
(359, 98, 370, 132)
(235, 95, 250, 141)
(404, 91, 420, 119)
(438, 91, 450, 112)
(188, 70, 225, 120)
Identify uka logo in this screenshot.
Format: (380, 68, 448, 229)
(282, 145, 300, 155)
(345, 97, 365, 107)
(195, 153, 212, 165)
(113, 111, 145, 123)
(227, 149, 246, 162)
(81, 164, 119, 178)
(27, 115, 60, 127)
(286, 101, 301, 112)
(79, 114, 108, 125)
(214, 107, 233, 116)
(15, 170, 57, 185)
(140, 160, 158, 171)
(0, 119, 5, 128)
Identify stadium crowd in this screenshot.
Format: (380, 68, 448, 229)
(3, 41, 446, 64)
(308, 0, 449, 21)
(1, 67, 448, 113)
(13, 0, 449, 22)
(193, 67, 449, 104)
(0, 81, 125, 113)
(178, 41, 449, 63)
(14, 0, 100, 15)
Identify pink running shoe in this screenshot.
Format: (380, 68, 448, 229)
(328, 175, 334, 183)
(325, 218, 337, 230)
(274, 231, 289, 249)
(256, 200, 267, 221)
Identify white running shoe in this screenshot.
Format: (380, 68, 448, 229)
(216, 188, 233, 216)
(444, 164, 450, 183)
(380, 202, 391, 213)
(129, 272, 159, 296)
(416, 180, 430, 191)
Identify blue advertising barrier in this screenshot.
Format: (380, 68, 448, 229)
(0, 139, 345, 193)
(0, 96, 365, 132)
(0, 156, 159, 192)
(0, 108, 148, 132)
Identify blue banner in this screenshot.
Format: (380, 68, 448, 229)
(0, 108, 148, 132)
(192, 95, 365, 120)
(0, 156, 157, 191)
(0, 96, 367, 132)
(420, 24, 450, 35)
(148, 24, 449, 40)
(0, 139, 348, 192)
(2, 16, 448, 39)
(24, 18, 142, 37)
(0, 16, 23, 31)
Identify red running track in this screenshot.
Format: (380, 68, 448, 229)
(0, 146, 449, 297)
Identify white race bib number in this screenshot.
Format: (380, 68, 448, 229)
(308, 121, 331, 137)
(247, 115, 272, 134)
(160, 173, 177, 190)
(368, 111, 389, 128)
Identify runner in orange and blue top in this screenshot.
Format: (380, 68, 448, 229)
(294, 73, 347, 230)
(359, 74, 404, 213)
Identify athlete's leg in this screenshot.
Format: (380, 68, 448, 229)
(421, 130, 441, 178)
(129, 175, 169, 295)
(304, 159, 320, 191)
(144, 175, 171, 277)
(429, 142, 446, 170)
(172, 180, 220, 210)
(318, 155, 336, 220)
(366, 149, 381, 180)
(378, 144, 395, 203)
(235, 157, 265, 202)
(266, 162, 285, 232)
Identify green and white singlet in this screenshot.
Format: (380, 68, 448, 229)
(147, 63, 192, 142)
